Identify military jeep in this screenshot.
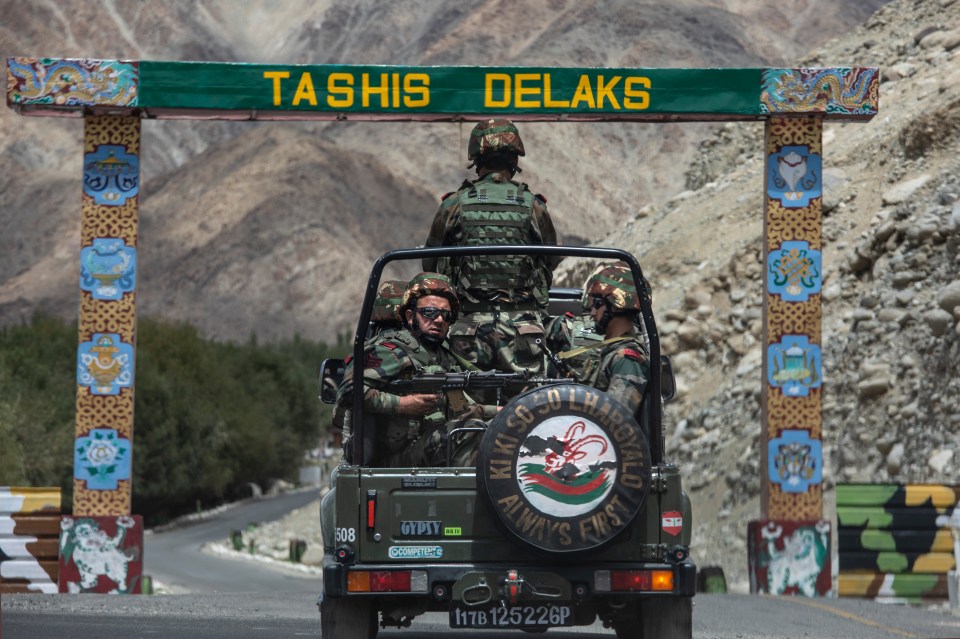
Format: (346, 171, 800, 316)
(317, 245, 695, 639)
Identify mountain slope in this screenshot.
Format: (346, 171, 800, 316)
(551, 0, 960, 589)
(0, 0, 887, 340)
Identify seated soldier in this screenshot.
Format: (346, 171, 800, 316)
(578, 262, 651, 419)
(337, 273, 464, 467)
(334, 279, 410, 439)
(543, 262, 613, 380)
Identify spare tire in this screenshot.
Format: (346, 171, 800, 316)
(478, 383, 651, 554)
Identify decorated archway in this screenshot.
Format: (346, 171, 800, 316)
(5, 58, 877, 593)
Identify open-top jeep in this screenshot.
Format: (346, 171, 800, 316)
(317, 245, 695, 638)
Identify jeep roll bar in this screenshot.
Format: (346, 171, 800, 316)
(350, 245, 665, 465)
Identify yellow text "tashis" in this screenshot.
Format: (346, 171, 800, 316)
(264, 71, 430, 108)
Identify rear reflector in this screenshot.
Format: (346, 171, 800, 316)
(594, 569, 675, 592)
(366, 490, 377, 531)
(347, 570, 429, 593)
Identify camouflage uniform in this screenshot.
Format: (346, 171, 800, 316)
(445, 303, 547, 375)
(338, 273, 475, 467)
(334, 280, 408, 435)
(580, 263, 651, 418)
(423, 119, 561, 374)
(339, 327, 463, 467)
(582, 332, 650, 418)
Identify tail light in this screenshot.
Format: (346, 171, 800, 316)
(347, 570, 428, 592)
(594, 569, 675, 592)
(612, 570, 651, 591)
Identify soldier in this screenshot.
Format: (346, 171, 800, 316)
(334, 279, 409, 436)
(543, 261, 614, 380)
(423, 118, 561, 374)
(579, 262, 651, 420)
(368, 279, 406, 338)
(337, 272, 463, 467)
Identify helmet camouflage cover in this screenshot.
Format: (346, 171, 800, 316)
(371, 280, 406, 323)
(583, 262, 642, 313)
(467, 118, 526, 162)
(402, 272, 460, 320)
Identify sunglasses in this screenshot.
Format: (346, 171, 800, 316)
(590, 296, 606, 310)
(416, 306, 453, 322)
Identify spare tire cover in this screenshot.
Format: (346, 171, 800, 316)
(478, 383, 651, 554)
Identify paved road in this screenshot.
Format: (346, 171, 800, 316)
(4, 491, 960, 638)
(144, 488, 323, 593)
(4, 592, 960, 639)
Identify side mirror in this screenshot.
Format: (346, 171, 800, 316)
(660, 355, 676, 402)
(318, 358, 346, 404)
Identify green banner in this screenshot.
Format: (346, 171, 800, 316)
(7, 58, 879, 121)
(139, 63, 761, 115)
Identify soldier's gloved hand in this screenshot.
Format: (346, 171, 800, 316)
(398, 393, 440, 416)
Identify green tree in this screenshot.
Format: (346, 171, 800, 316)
(0, 314, 334, 526)
(0, 314, 76, 496)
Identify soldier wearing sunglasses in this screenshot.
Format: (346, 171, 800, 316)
(337, 272, 470, 467)
(577, 262, 651, 420)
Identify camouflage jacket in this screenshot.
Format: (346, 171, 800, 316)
(337, 328, 466, 466)
(338, 327, 461, 415)
(422, 170, 561, 305)
(581, 330, 650, 418)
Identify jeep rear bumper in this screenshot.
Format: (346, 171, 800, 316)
(322, 556, 696, 600)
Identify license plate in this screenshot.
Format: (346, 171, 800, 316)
(450, 603, 573, 628)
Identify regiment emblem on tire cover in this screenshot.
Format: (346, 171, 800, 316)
(479, 384, 651, 553)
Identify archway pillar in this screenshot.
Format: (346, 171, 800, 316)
(748, 115, 829, 596)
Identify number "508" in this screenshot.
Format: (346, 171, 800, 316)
(335, 527, 356, 543)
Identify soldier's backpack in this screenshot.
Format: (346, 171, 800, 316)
(451, 179, 542, 295)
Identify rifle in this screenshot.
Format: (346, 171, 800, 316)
(385, 370, 573, 417)
(536, 337, 580, 382)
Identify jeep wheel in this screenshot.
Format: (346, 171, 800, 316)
(320, 596, 378, 639)
(477, 383, 651, 554)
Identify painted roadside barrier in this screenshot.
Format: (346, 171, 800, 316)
(0, 487, 61, 594)
(837, 483, 958, 603)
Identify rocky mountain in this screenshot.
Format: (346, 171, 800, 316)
(550, 0, 960, 589)
(7, 0, 958, 594)
(0, 0, 886, 340)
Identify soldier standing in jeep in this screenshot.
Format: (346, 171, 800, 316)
(422, 118, 561, 374)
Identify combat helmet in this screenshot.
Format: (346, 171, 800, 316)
(371, 280, 406, 324)
(402, 272, 460, 321)
(467, 118, 525, 165)
(583, 261, 641, 313)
